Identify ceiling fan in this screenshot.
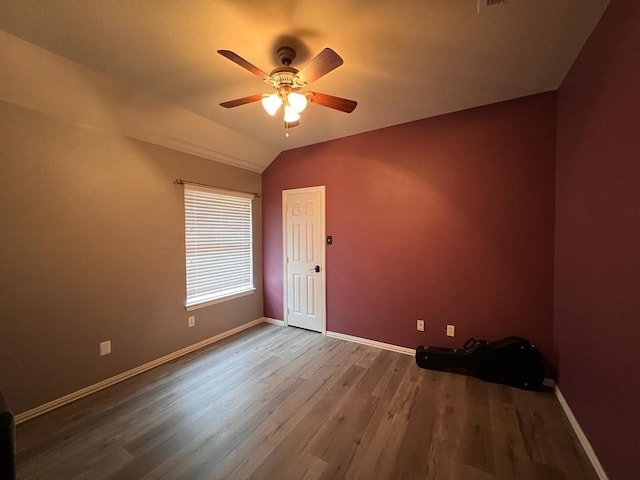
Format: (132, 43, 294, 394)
(217, 46, 357, 135)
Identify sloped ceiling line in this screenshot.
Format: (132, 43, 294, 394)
(0, 0, 609, 172)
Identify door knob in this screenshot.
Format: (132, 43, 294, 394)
(314, 265, 320, 273)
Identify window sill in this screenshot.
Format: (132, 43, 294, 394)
(185, 288, 256, 312)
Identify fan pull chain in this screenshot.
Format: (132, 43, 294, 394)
(285, 122, 290, 137)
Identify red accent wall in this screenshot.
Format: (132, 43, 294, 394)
(555, 2, 640, 479)
(263, 93, 557, 367)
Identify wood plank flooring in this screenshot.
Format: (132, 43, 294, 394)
(16, 324, 598, 480)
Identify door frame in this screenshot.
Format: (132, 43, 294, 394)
(282, 185, 327, 334)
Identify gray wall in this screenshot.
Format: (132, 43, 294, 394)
(0, 101, 263, 414)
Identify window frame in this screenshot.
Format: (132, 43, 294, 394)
(183, 184, 255, 311)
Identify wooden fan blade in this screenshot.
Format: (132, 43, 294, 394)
(220, 93, 263, 108)
(217, 50, 270, 81)
(309, 92, 357, 113)
(297, 48, 343, 84)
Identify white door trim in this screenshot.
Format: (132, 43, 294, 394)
(282, 186, 326, 334)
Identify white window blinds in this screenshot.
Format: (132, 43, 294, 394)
(184, 184, 254, 308)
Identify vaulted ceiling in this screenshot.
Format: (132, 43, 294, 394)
(0, 0, 609, 172)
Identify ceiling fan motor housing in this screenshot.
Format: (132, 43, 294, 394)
(276, 46, 297, 66)
(268, 67, 305, 89)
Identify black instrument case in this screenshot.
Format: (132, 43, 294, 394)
(416, 336, 544, 390)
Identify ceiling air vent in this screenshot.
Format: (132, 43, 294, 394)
(477, 0, 507, 13)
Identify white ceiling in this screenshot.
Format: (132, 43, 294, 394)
(0, 0, 609, 172)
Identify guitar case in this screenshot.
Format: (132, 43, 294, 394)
(415, 336, 544, 390)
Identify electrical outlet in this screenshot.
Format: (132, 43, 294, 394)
(188, 316, 195, 328)
(99, 340, 111, 356)
(417, 319, 425, 332)
(446, 325, 455, 337)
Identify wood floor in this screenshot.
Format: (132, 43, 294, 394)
(16, 324, 598, 480)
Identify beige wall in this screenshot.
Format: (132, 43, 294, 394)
(0, 101, 263, 414)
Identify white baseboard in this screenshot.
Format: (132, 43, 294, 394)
(15, 317, 266, 424)
(325, 333, 557, 393)
(262, 317, 285, 326)
(266, 325, 557, 390)
(326, 331, 415, 356)
(261, 319, 412, 355)
(555, 386, 609, 480)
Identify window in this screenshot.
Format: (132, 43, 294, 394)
(184, 184, 254, 310)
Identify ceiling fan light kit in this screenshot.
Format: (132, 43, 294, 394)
(283, 105, 301, 123)
(287, 92, 308, 113)
(261, 93, 282, 116)
(218, 46, 357, 136)
(261, 89, 307, 117)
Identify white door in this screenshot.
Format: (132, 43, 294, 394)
(283, 186, 326, 333)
